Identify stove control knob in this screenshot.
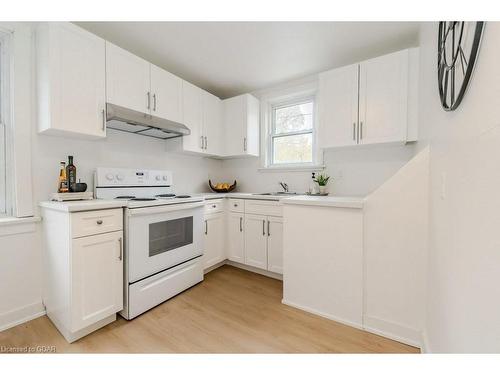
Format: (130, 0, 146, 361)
(162, 176, 168, 181)
(116, 174, 124, 181)
(106, 173, 114, 181)
(155, 175, 161, 181)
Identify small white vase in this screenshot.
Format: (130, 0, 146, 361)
(318, 185, 327, 195)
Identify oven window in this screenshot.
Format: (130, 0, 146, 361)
(149, 217, 193, 257)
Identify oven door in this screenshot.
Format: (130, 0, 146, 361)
(125, 202, 204, 283)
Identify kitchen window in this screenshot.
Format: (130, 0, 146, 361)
(267, 97, 317, 168)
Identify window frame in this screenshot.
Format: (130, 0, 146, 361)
(269, 96, 316, 167)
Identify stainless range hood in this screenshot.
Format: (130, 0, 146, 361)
(105, 103, 190, 140)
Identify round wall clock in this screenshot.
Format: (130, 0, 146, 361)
(438, 21, 485, 111)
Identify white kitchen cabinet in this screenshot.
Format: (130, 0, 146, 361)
(150, 64, 183, 123)
(36, 22, 106, 139)
(71, 231, 123, 332)
(181, 81, 205, 153)
(266, 216, 283, 274)
(318, 48, 418, 149)
(203, 212, 225, 269)
(223, 94, 260, 157)
(358, 49, 409, 145)
(244, 214, 268, 270)
(106, 42, 151, 114)
(41, 206, 124, 343)
(203, 91, 223, 156)
(227, 211, 245, 263)
(318, 64, 359, 148)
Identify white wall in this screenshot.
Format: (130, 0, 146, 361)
(32, 129, 224, 213)
(363, 147, 429, 347)
(223, 143, 416, 196)
(419, 22, 500, 352)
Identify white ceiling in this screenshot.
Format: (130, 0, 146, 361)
(76, 22, 420, 99)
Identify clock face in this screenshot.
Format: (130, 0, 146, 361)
(438, 21, 485, 111)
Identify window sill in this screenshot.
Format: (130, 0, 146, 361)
(0, 216, 41, 237)
(258, 165, 326, 173)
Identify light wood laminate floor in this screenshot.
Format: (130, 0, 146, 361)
(0, 265, 419, 353)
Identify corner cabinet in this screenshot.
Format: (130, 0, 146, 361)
(318, 48, 419, 149)
(41, 206, 124, 343)
(222, 94, 260, 157)
(36, 23, 106, 139)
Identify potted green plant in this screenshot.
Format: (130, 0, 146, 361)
(314, 173, 331, 195)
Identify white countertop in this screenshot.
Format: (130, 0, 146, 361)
(39, 199, 127, 212)
(280, 195, 365, 209)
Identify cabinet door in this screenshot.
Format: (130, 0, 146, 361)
(245, 94, 260, 157)
(203, 91, 223, 156)
(223, 95, 247, 156)
(358, 49, 409, 145)
(182, 81, 204, 153)
(227, 212, 245, 263)
(244, 214, 268, 270)
(42, 23, 106, 138)
(150, 64, 183, 123)
(267, 216, 283, 274)
(203, 213, 225, 269)
(106, 42, 151, 114)
(318, 63, 359, 148)
(71, 231, 123, 332)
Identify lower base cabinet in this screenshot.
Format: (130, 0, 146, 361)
(227, 211, 245, 263)
(266, 217, 283, 274)
(41, 206, 124, 343)
(203, 212, 225, 269)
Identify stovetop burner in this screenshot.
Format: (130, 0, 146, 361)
(115, 195, 136, 199)
(155, 194, 176, 198)
(175, 195, 191, 198)
(130, 197, 157, 201)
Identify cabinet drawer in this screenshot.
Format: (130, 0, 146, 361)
(245, 200, 283, 217)
(71, 208, 123, 238)
(228, 199, 244, 213)
(204, 199, 224, 214)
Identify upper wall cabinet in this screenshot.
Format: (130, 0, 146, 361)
(318, 48, 419, 149)
(36, 23, 106, 139)
(105, 42, 151, 114)
(223, 94, 260, 158)
(106, 42, 183, 123)
(203, 91, 223, 156)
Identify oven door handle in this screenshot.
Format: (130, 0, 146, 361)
(126, 201, 205, 217)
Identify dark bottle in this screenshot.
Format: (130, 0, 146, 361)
(66, 155, 77, 192)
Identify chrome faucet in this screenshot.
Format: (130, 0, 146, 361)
(279, 182, 289, 193)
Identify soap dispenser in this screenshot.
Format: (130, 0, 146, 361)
(309, 172, 318, 195)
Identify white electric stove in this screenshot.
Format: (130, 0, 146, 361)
(94, 167, 205, 320)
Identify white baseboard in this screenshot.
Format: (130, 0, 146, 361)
(204, 260, 226, 274)
(0, 301, 46, 332)
(282, 299, 364, 330)
(226, 260, 283, 280)
(363, 315, 422, 349)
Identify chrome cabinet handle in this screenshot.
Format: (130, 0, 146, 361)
(205, 220, 208, 235)
(239, 217, 242, 232)
(147, 92, 151, 110)
(102, 109, 106, 132)
(212, 204, 216, 208)
(243, 137, 247, 152)
(360, 121, 363, 140)
(262, 220, 265, 236)
(352, 122, 356, 141)
(153, 93, 157, 111)
(234, 203, 238, 207)
(200, 136, 204, 150)
(96, 220, 103, 225)
(118, 237, 123, 261)
(205, 136, 208, 150)
(267, 220, 270, 236)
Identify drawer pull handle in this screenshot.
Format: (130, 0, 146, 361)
(234, 203, 238, 207)
(212, 205, 216, 208)
(96, 220, 103, 225)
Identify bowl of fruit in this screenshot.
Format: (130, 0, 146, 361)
(209, 180, 237, 193)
